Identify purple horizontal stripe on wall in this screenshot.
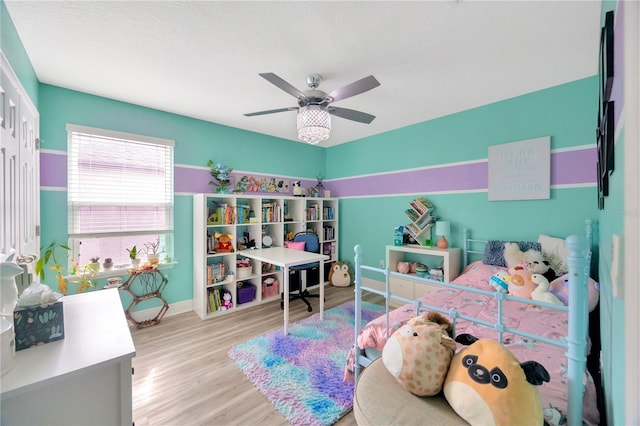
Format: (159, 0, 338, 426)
(551, 149, 596, 185)
(332, 162, 488, 198)
(175, 167, 211, 194)
(331, 148, 596, 198)
(40, 152, 67, 187)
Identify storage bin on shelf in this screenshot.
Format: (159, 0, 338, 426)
(262, 277, 279, 298)
(237, 282, 256, 304)
(236, 259, 253, 279)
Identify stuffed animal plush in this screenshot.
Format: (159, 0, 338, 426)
(444, 334, 550, 426)
(214, 232, 234, 252)
(504, 243, 557, 282)
(506, 266, 537, 299)
(328, 261, 352, 287)
(220, 290, 233, 310)
(530, 274, 564, 305)
(382, 312, 456, 396)
(292, 181, 305, 197)
(549, 274, 600, 312)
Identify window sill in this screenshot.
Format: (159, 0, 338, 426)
(65, 262, 177, 282)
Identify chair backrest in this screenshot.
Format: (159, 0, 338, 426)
(293, 232, 320, 254)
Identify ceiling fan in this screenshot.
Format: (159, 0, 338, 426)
(244, 73, 381, 144)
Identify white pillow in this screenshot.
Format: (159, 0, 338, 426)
(537, 234, 570, 275)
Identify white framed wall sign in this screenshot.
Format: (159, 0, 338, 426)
(488, 136, 550, 201)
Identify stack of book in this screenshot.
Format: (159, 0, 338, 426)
(322, 205, 335, 220)
(306, 204, 320, 221)
(207, 286, 224, 312)
(405, 197, 437, 242)
(262, 201, 282, 223)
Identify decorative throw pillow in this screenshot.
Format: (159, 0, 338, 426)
(483, 240, 541, 267)
(285, 241, 306, 251)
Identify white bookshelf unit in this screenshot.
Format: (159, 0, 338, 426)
(193, 194, 338, 320)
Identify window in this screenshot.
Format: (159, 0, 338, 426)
(67, 124, 174, 269)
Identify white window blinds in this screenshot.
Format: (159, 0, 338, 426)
(67, 124, 174, 238)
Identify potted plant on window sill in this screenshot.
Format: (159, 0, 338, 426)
(144, 238, 163, 265)
(102, 258, 113, 271)
(126, 245, 142, 269)
(88, 257, 101, 273)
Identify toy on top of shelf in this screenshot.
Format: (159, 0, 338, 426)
(293, 181, 305, 197)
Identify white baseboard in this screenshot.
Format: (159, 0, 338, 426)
(127, 299, 194, 325)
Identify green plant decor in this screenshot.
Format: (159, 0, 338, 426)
(207, 160, 233, 193)
(35, 241, 71, 295)
(126, 245, 142, 261)
(76, 264, 97, 293)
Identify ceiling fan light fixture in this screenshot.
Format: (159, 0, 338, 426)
(297, 105, 331, 145)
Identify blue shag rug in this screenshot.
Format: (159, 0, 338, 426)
(228, 300, 385, 426)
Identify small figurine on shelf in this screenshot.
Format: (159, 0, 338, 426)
(221, 290, 233, 310)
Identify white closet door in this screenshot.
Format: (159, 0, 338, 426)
(0, 53, 40, 267)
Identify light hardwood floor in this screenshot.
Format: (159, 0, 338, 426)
(130, 286, 381, 426)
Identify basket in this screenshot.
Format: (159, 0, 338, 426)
(262, 277, 279, 298)
(236, 266, 253, 279)
(237, 283, 256, 304)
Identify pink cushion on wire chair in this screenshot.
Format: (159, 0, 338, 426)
(285, 241, 306, 251)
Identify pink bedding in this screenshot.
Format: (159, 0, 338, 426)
(345, 260, 600, 425)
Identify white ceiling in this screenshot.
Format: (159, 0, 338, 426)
(5, 1, 602, 147)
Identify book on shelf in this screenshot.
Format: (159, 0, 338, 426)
(322, 206, 335, 220)
(405, 222, 433, 240)
(408, 197, 434, 216)
(306, 204, 320, 221)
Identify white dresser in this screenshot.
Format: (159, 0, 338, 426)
(1, 289, 136, 425)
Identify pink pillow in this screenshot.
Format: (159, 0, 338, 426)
(285, 241, 306, 251)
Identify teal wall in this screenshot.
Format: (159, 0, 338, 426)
(37, 83, 324, 305)
(327, 77, 599, 269)
(0, 0, 38, 106)
(596, 1, 624, 424)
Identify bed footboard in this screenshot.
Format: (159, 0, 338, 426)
(353, 230, 592, 426)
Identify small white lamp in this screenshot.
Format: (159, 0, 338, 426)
(435, 221, 450, 249)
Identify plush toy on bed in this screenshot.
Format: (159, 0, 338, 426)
(549, 274, 600, 312)
(506, 266, 537, 299)
(382, 312, 457, 396)
(328, 261, 352, 287)
(444, 334, 550, 426)
(503, 242, 557, 282)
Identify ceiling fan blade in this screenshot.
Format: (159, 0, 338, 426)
(326, 75, 380, 103)
(244, 106, 298, 117)
(259, 73, 308, 99)
(329, 107, 376, 124)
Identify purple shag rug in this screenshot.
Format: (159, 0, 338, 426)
(228, 300, 385, 425)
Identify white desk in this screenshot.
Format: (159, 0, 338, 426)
(1, 289, 136, 425)
(240, 247, 329, 335)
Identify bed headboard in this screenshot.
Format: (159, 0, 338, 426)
(462, 219, 595, 270)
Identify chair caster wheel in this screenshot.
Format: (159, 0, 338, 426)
(307, 306, 313, 312)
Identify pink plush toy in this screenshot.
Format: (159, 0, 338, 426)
(221, 290, 233, 310)
(506, 266, 537, 299)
